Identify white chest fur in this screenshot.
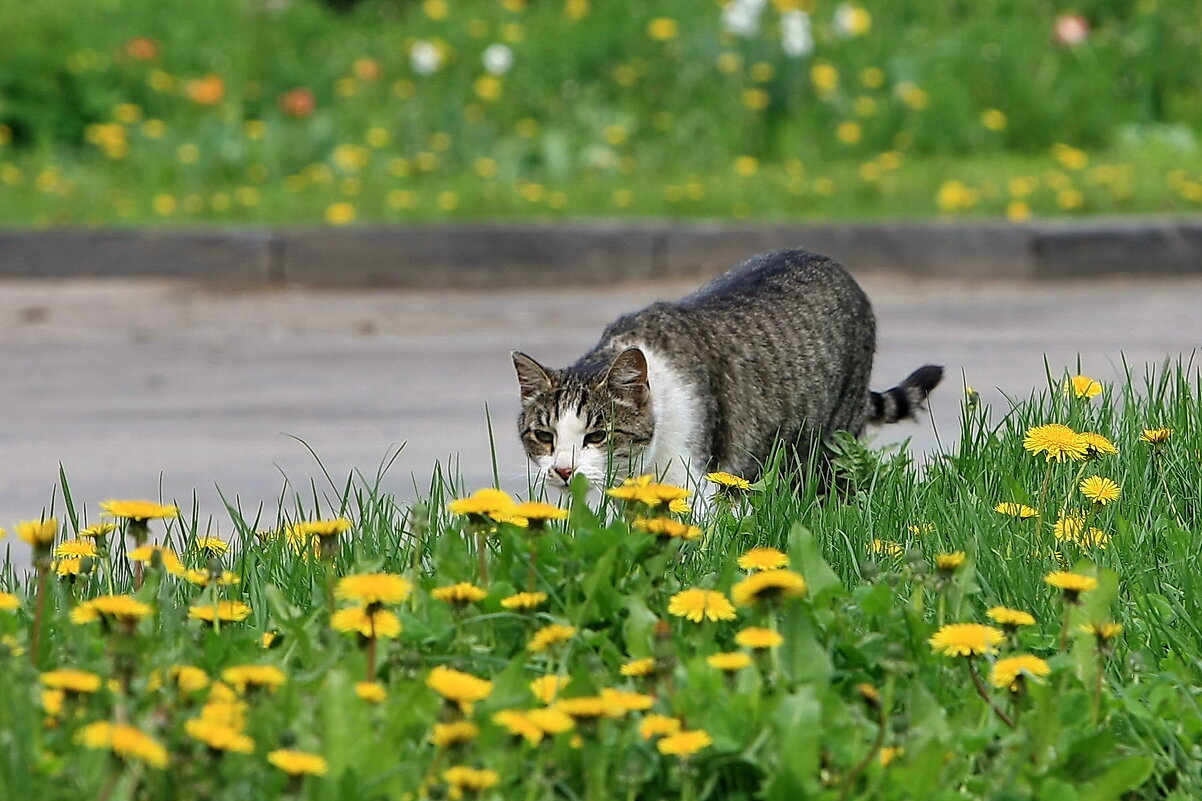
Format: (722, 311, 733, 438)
(637, 345, 707, 490)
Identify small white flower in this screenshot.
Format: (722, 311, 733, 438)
(410, 41, 443, 76)
(722, 0, 767, 37)
(482, 43, 514, 76)
(780, 11, 813, 58)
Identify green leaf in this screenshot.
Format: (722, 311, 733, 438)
(622, 594, 658, 658)
(764, 686, 822, 800)
(1077, 756, 1154, 801)
(788, 522, 845, 604)
(778, 605, 832, 685)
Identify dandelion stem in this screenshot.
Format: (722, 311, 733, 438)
(1058, 603, 1071, 652)
(966, 658, 1014, 728)
(837, 705, 886, 801)
(475, 531, 489, 585)
(1034, 463, 1053, 542)
(30, 559, 49, 667)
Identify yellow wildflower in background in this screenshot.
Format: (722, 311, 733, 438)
(510, 501, 567, 527)
(79, 522, 117, 538)
(292, 518, 353, 538)
(194, 536, 228, 554)
(16, 518, 57, 547)
(325, 202, 355, 225)
(990, 654, 1050, 691)
(879, 746, 904, 767)
(934, 552, 966, 573)
(188, 600, 252, 623)
(870, 538, 904, 557)
(632, 517, 701, 541)
(987, 606, 1035, 631)
(1066, 375, 1103, 399)
(432, 582, 488, 606)
(501, 591, 547, 611)
(936, 180, 977, 213)
(528, 623, 577, 652)
(640, 714, 682, 740)
(732, 569, 807, 606)
(100, 500, 179, 521)
(600, 688, 654, 712)
(994, 502, 1039, 519)
(493, 709, 545, 744)
(448, 488, 515, 519)
(738, 547, 789, 571)
(606, 476, 690, 507)
(1080, 476, 1120, 505)
(428, 666, 493, 712)
(646, 17, 678, 40)
(620, 657, 656, 677)
(555, 695, 621, 720)
(356, 681, 387, 703)
(657, 728, 713, 757)
(1079, 432, 1118, 457)
(128, 545, 184, 573)
(1045, 570, 1098, 602)
(529, 675, 569, 704)
(443, 766, 499, 793)
(528, 706, 574, 735)
(331, 606, 402, 638)
(71, 595, 152, 624)
(1023, 423, 1088, 462)
(54, 539, 96, 559)
(707, 651, 753, 672)
(1140, 427, 1172, 445)
(336, 573, 412, 605)
(267, 749, 328, 776)
(980, 108, 1007, 131)
(736, 626, 784, 649)
(0, 592, 19, 612)
(79, 721, 168, 768)
(668, 588, 736, 623)
(705, 471, 752, 491)
(432, 721, 480, 747)
(170, 665, 210, 693)
(185, 718, 255, 753)
(928, 623, 1004, 657)
(1081, 621, 1124, 643)
(222, 664, 286, 692)
(41, 669, 102, 694)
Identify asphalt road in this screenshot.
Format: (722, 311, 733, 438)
(3, 273, 1201, 533)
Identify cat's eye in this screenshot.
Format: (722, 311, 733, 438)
(583, 431, 608, 446)
(533, 430, 554, 445)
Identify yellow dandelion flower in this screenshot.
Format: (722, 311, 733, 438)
(928, 623, 1004, 657)
(79, 522, 117, 538)
(431, 582, 488, 605)
(221, 664, 286, 693)
(510, 501, 568, 526)
(632, 517, 701, 541)
(71, 594, 152, 625)
(599, 688, 654, 712)
(170, 665, 210, 693)
(986, 606, 1036, 630)
(54, 539, 97, 559)
(606, 476, 690, 507)
(42, 689, 64, 717)
(707, 651, 753, 672)
(934, 552, 966, 574)
(16, 518, 57, 547)
(55, 558, 88, 578)
(79, 721, 168, 769)
(99, 500, 179, 522)
(657, 728, 713, 757)
(128, 545, 184, 573)
(493, 709, 544, 744)
(667, 588, 736, 623)
(188, 600, 252, 623)
(705, 471, 752, 491)
(620, 657, 656, 677)
(443, 766, 499, 792)
(1140, 427, 1172, 445)
(856, 683, 881, 707)
(355, 681, 387, 703)
(448, 488, 515, 518)
(527, 706, 574, 735)
(735, 626, 784, 649)
(529, 675, 569, 705)
(870, 538, 904, 557)
(646, 17, 678, 40)
(41, 669, 102, 694)
(994, 502, 1039, 519)
(291, 518, 353, 538)
(1065, 375, 1103, 399)
(668, 498, 691, 515)
(732, 569, 807, 607)
(1079, 431, 1118, 458)
(193, 536, 228, 554)
(639, 714, 681, 740)
(267, 749, 328, 776)
(990, 654, 1050, 692)
(879, 746, 903, 767)
(185, 718, 255, 753)
(1044, 571, 1098, 601)
(1023, 423, 1088, 462)
(1080, 476, 1120, 505)
(737, 547, 789, 571)
(330, 606, 402, 639)
(1081, 621, 1123, 643)
(554, 695, 621, 720)
(427, 666, 493, 711)
(432, 721, 480, 748)
(335, 573, 412, 605)
(0, 592, 19, 612)
(528, 623, 577, 652)
(500, 591, 547, 611)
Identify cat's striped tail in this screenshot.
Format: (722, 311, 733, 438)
(868, 365, 943, 424)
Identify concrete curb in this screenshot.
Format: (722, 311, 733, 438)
(1, 218, 1200, 286)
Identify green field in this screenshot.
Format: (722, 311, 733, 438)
(2, 0, 1202, 225)
(2, 364, 1200, 799)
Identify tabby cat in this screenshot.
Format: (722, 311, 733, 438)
(512, 249, 942, 498)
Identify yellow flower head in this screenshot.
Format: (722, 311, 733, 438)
(990, 654, 1050, 691)
(492, 709, 545, 744)
(870, 538, 904, 558)
(1065, 375, 1102, 399)
(443, 766, 499, 792)
(427, 666, 493, 711)
(994, 502, 1039, 519)
(289, 518, 353, 539)
(856, 683, 881, 707)
(646, 17, 678, 40)
(928, 623, 1004, 657)
(54, 539, 97, 559)
(267, 749, 328, 776)
(599, 687, 655, 712)
(1079, 432, 1118, 458)
(128, 545, 184, 573)
(188, 600, 252, 623)
(987, 606, 1036, 630)
(732, 569, 807, 607)
(619, 657, 656, 677)
(1080, 476, 1120, 505)
(554, 695, 622, 720)
(221, 664, 286, 693)
(529, 675, 569, 704)
(737, 546, 789, 571)
(606, 476, 690, 507)
(1140, 427, 1172, 445)
(1044, 571, 1098, 600)
(79, 522, 118, 538)
(632, 517, 702, 541)
(934, 551, 966, 573)
(879, 746, 904, 767)
(528, 623, 577, 652)
(355, 681, 387, 703)
(431, 582, 488, 606)
(193, 536, 228, 554)
(667, 588, 736, 623)
(527, 706, 574, 735)
(707, 651, 753, 672)
(41, 668, 102, 694)
(0, 592, 20, 612)
(330, 606, 402, 639)
(169, 665, 210, 693)
(639, 714, 681, 740)
(657, 728, 713, 757)
(71, 594, 152, 625)
(1081, 621, 1123, 642)
(432, 720, 480, 748)
(185, 718, 255, 753)
(78, 721, 168, 769)
(705, 471, 752, 491)
(510, 501, 568, 524)
(99, 500, 179, 522)
(500, 591, 547, 611)
(1023, 424, 1087, 462)
(335, 573, 412, 606)
(16, 518, 57, 547)
(447, 488, 515, 518)
(735, 626, 784, 649)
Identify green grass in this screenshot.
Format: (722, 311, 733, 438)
(2, 361, 1201, 799)
(2, 0, 1202, 225)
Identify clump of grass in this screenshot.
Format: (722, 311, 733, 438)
(0, 361, 1198, 799)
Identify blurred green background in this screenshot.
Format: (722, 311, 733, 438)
(1, 0, 1200, 226)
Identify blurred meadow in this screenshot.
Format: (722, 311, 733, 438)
(2, 0, 1202, 226)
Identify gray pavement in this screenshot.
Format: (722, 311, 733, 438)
(2, 273, 1202, 533)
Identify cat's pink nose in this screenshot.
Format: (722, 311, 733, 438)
(553, 466, 573, 482)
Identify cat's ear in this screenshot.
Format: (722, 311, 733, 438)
(603, 348, 649, 406)
(512, 351, 554, 402)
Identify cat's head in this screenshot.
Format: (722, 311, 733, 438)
(512, 348, 655, 490)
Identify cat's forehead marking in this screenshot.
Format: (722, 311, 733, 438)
(553, 408, 587, 456)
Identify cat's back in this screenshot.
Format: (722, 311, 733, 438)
(679, 248, 866, 313)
